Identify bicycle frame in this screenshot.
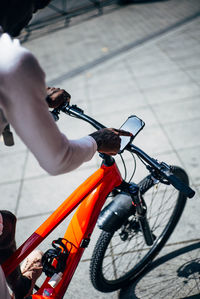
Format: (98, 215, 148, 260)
(2, 102, 194, 298)
(2, 160, 122, 298)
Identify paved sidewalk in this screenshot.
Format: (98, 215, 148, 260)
(0, 0, 200, 298)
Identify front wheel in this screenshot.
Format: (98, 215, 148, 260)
(90, 166, 188, 292)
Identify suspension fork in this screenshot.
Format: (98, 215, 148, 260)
(128, 183, 155, 246)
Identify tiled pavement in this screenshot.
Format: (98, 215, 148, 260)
(0, 0, 200, 298)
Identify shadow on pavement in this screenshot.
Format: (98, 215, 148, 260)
(117, 0, 170, 5)
(119, 241, 200, 299)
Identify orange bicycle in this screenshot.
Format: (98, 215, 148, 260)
(2, 103, 195, 298)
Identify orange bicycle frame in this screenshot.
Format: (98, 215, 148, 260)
(2, 161, 122, 298)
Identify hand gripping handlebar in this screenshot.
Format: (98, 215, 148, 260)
(51, 103, 195, 199)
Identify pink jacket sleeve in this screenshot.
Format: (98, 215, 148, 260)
(0, 34, 97, 175)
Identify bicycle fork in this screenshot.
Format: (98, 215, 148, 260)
(98, 181, 155, 246)
(129, 183, 155, 246)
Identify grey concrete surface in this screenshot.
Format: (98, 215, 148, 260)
(0, 0, 200, 298)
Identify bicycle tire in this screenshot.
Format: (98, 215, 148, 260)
(90, 166, 188, 292)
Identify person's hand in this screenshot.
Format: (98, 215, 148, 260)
(90, 128, 132, 155)
(46, 87, 71, 109)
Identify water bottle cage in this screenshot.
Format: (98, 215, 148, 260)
(42, 238, 73, 277)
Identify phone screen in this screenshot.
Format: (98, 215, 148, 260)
(119, 115, 145, 152)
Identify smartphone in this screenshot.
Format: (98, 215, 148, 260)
(119, 115, 145, 152)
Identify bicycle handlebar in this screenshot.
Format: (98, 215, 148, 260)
(129, 145, 195, 198)
(52, 104, 106, 130)
(163, 171, 195, 198)
(52, 103, 195, 198)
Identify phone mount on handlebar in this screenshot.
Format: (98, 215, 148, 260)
(50, 103, 195, 198)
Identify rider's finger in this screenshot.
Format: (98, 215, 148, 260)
(112, 129, 133, 137)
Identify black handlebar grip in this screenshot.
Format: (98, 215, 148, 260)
(166, 173, 195, 198)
